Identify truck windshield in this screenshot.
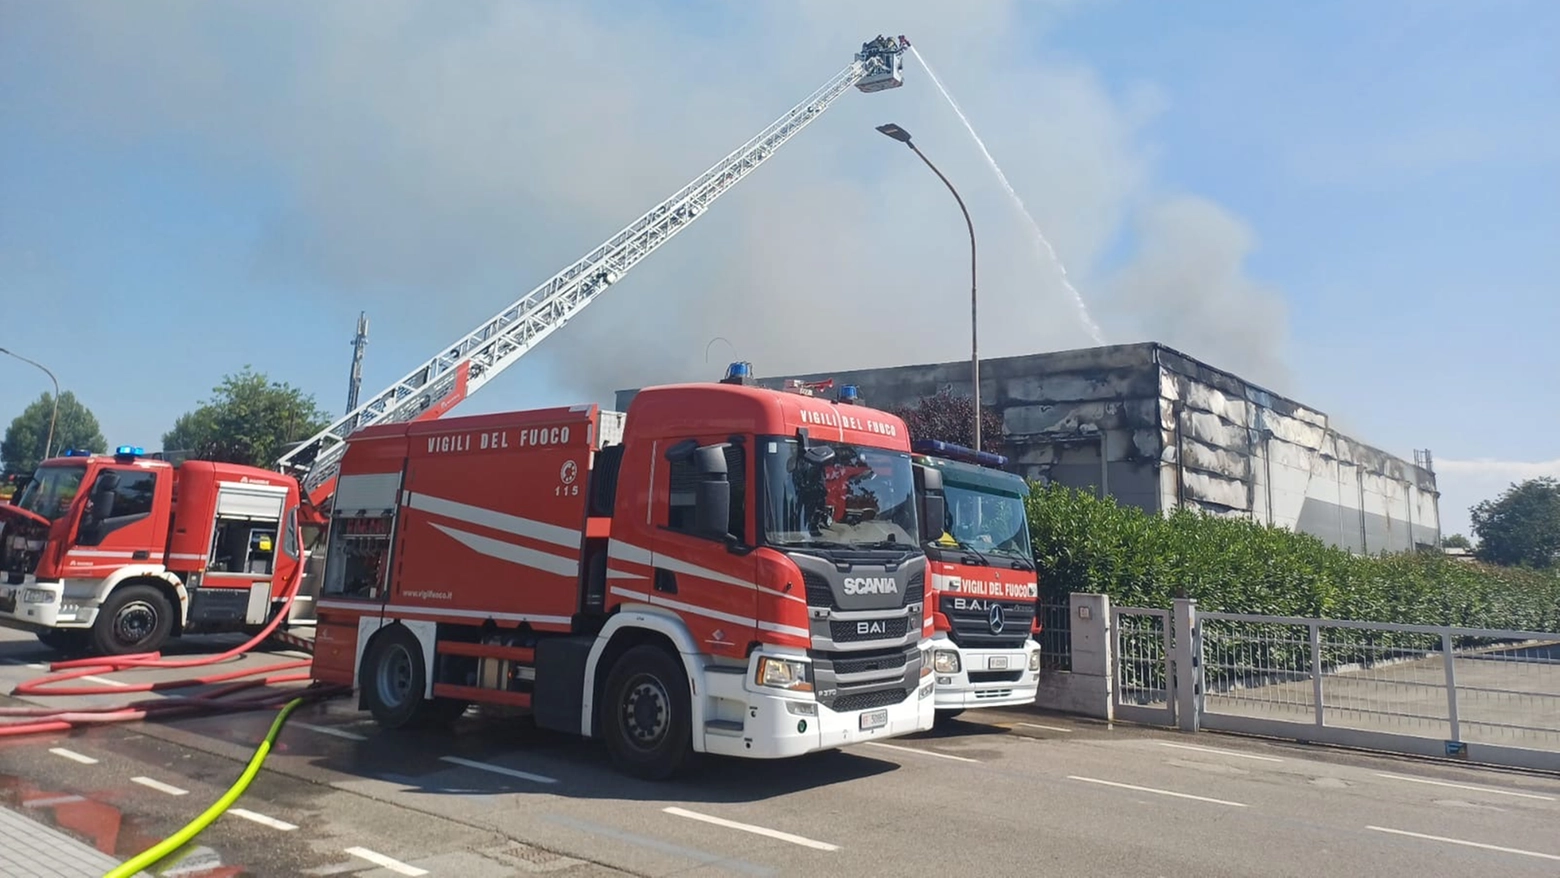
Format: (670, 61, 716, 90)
(935, 484, 1032, 561)
(14, 465, 87, 521)
(760, 437, 918, 551)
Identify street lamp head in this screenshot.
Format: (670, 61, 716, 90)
(876, 122, 913, 144)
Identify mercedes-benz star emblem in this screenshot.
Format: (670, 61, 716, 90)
(988, 602, 1006, 635)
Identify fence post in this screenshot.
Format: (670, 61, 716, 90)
(1172, 598, 1199, 732)
(1442, 629, 1460, 745)
(1310, 622, 1324, 729)
(1066, 593, 1114, 721)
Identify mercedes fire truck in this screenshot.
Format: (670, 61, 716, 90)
(910, 441, 1041, 723)
(310, 369, 936, 779)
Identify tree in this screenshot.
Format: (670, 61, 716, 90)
(887, 387, 1004, 454)
(1469, 477, 1560, 569)
(1441, 533, 1473, 550)
(162, 367, 331, 467)
(2, 391, 106, 476)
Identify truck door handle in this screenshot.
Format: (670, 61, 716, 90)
(654, 569, 677, 594)
(133, 550, 150, 560)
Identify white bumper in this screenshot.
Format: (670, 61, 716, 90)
(930, 636, 1041, 710)
(0, 577, 102, 631)
(699, 650, 937, 760)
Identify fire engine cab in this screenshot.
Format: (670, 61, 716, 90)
(311, 369, 937, 779)
(0, 446, 305, 655)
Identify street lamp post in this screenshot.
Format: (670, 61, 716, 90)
(0, 346, 61, 461)
(875, 122, 982, 453)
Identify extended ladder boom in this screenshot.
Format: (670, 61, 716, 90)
(276, 35, 909, 506)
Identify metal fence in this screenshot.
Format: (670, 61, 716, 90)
(1038, 601, 1072, 671)
(1190, 609, 1560, 771)
(1112, 606, 1176, 726)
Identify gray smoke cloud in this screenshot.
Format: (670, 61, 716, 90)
(12, 0, 1296, 404)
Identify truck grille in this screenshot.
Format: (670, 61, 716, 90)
(830, 616, 909, 643)
(803, 570, 924, 610)
(941, 596, 1035, 650)
(828, 647, 910, 676)
(832, 687, 910, 713)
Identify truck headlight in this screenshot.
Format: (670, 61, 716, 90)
(934, 650, 960, 674)
(1029, 651, 1041, 671)
(22, 588, 54, 604)
(755, 656, 812, 692)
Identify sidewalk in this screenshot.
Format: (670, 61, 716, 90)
(0, 802, 150, 878)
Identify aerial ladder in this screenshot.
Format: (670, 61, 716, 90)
(273, 35, 911, 514)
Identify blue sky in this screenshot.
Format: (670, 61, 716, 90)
(1, 0, 1556, 539)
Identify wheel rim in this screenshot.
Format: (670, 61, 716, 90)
(375, 643, 416, 709)
(620, 673, 670, 751)
(113, 600, 158, 646)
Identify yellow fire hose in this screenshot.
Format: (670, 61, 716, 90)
(105, 696, 305, 878)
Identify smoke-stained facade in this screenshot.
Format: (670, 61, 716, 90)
(614, 342, 1441, 555)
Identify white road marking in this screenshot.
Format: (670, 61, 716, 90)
(132, 776, 189, 796)
(293, 721, 368, 741)
(48, 747, 98, 764)
(663, 806, 839, 852)
(24, 795, 86, 808)
(862, 741, 979, 763)
(345, 846, 428, 876)
(1373, 773, 1555, 801)
(1367, 825, 1560, 861)
(1014, 722, 1073, 733)
(1068, 775, 1248, 807)
(439, 755, 559, 784)
(230, 808, 298, 831)
(1158, 742, 1284, 762)
(81, 674, 130, 688)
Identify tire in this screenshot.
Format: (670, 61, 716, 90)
(91, 584, 174, 656)
(360, 625, 466, 729)
(601, 644, 693, 780)
(36, 629, 90, 654)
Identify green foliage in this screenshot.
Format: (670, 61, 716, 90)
(161, 367, 331, 468)
(1470, 477, 1560, 569)
(1026, 482, 1560, 633)
(2, 391, 106, 476)
(1441, 533, 1472, 550)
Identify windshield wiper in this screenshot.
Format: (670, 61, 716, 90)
(942, 538, 993, 567)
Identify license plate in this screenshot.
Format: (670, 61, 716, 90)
(988, 656, 1009, 670)
(859, 708, 889, 731)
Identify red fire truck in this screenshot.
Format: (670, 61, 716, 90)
(910, 441, 1042, 723)
(0, 447, 307, 655)
(309, 370, 936, 778)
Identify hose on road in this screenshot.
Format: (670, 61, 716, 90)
(104, 695, 307, 878)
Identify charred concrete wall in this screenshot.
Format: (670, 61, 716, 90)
(612, 342, 1440, 555)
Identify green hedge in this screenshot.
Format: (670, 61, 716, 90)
(1025, 482, 1560, 634)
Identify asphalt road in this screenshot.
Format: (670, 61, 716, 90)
(4, 627, 1560, 877)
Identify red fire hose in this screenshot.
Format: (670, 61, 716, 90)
(1, 571, 346, 738)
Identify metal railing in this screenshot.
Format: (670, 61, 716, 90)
(1113, 607, 1174, 725)
(1038, 601, 1072, 671)
(1196, 610, 1560, 764)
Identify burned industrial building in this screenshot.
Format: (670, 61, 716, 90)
(616, 342, 1441, 555)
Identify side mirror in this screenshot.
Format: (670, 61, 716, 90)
(920, 494, 946, 544)
(693, 443, 731, 540)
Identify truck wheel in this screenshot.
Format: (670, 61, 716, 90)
(91, 584, 174, 656)
(361, 625, 466, 729)
(601, 644, 692, 780)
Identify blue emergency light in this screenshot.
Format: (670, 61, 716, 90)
(63, 448, 93, 457)
(725, 361, 752, 379)
(912, 438, 1009, 468)
(838, 384, 861, 404)
(114, 445, 144, 460)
